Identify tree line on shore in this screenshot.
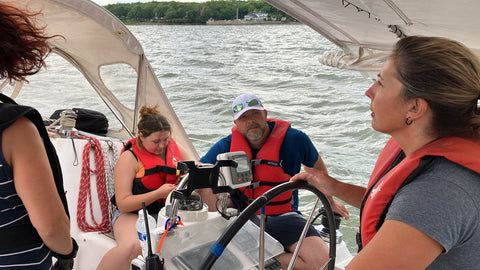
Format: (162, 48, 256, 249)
(103, 0, 295, 24)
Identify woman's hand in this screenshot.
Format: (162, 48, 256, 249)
(157, 183, 177, 198)
(291, 166, 337, 197)
(292, 166, 366, 209)
(291, 166, 350, 219)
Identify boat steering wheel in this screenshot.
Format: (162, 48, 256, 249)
(200, 180, 337, 270)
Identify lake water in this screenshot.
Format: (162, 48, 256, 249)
(16, 24, 390, 253)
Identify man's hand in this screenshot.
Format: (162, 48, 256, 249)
(329, 198, 349, 220)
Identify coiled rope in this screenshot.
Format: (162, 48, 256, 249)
(77, 136, 111, 233)
(102, 140, 120, 221)
(45, 109, 77, 132)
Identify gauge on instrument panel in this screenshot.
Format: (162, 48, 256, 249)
(217, 151, 253, 189)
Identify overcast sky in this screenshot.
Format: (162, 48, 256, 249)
(92, 0, 205, 5)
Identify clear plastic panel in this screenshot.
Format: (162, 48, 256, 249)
(158, 215, 284, 270)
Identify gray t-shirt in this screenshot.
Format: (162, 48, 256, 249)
(386, 157, 480, 269)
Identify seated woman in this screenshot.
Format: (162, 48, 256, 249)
(97, 105, 191, 270)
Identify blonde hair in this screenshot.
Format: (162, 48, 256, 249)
(391, 36, 480, 138)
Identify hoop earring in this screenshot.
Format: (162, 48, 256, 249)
(405, 117, 413, 125)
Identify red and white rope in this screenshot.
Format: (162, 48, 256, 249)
(76, 136, 110, 233)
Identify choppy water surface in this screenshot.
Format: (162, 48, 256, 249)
(18, 24, 390, 253)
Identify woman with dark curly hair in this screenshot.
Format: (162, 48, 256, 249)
(0, 2, 76, 269)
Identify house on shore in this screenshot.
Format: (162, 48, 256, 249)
(244, 11, 268, 21)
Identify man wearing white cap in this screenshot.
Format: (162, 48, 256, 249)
(199, 93, 348, 269)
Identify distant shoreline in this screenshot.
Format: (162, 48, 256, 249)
(206, 20, 301, 25)
(125, 20, 301, 26)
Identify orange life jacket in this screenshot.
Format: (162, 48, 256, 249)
(360, 137, 480, 248)
(124, 137, 182, 208)
(231, 119, 293, 215)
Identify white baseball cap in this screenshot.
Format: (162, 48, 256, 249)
(232, 94, 264, 120)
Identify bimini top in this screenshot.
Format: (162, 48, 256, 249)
(265, 0, 480, 78)
(2, 0, 199, 160)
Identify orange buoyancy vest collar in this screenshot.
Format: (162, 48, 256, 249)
(230, 118, 293, 215)
(360, 137, 480, 248)
(124, 137, 182, 202)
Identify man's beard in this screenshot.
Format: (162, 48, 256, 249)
(245, 123, 264, 141)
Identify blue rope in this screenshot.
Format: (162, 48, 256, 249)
(164, 216, 182, 230)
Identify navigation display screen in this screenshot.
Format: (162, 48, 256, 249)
(235, 156, 250, 173)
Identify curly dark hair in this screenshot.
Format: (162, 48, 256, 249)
(0, 3, 53, 83)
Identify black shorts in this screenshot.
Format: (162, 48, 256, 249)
(250, 212, 320, 249)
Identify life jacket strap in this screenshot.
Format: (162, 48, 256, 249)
(144, 165, 178, 176)
(246, 180, 282, 192)
(251, 159, 282, 167)
(265, 197, 292, 206)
